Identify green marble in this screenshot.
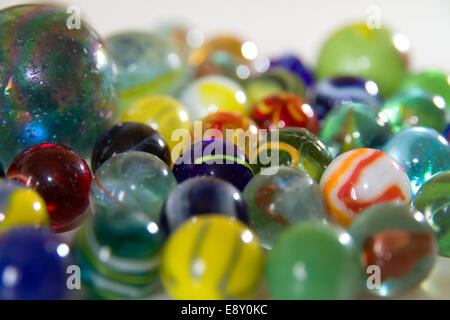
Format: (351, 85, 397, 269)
(381, 89, 447, 133)
(316, 23, 408, 97)
(244, 68, 306, 106)
(320, 102, 392, 157)
(400, 69, 450, 120)
(414, 170, 450, 257)
(349, 203, 437, 297)
(106, 31, 192, 113)
(243, 167, 328, 250)
(265, 222, 360, 299)
(251, 127, 332, 182)
(72, 206, 164, 299)
(90, 151, 177, 223)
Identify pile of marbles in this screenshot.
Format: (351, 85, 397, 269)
(0, 3, 449, 300)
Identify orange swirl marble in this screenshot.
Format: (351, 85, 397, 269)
(320, 148, 412, 227)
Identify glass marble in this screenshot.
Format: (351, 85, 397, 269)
(154, 22, 197, 58)
(0, 227, 71, 299)
(160, 176, 248, 235)
(107, 31, 191, 111)
(172, 139, 253, 191)
(316, 23, 408, 97)
(382, 127, 450, 197)
(90, 151, 177, 223)
(320, 148, 412, 227)
(400, 69, 450, 119)
(269, 53, 314, 87)
(349, 203, 437, 297)
(243, 167, 328, 250)
(194, 111, 258, 157)
(251, 93, 319, 133)
(0, 179, 49, 232)
(265, 222, 360, 300)
(72, 206, 164, 299)
(311, 76, 383, 120)
(178, 75, 248, 120)
(161, 215, 264, 300)
(244, 68, 306, 107)
(91, 121, 171, 173)
(445, 125, 450, 142)
(251, 127, 332, 182)
(380, 89, 447, 133)
(188, 35, 259, 82)
(7, 143, 92, 233)
(414, 170, 450, 257)
(320, 102, 392, 157)
(119, 94, 193, 155)
(0, 4, 118, 166)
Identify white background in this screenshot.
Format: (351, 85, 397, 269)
(1, 0, 450, 299)
(2, 0, 450, 71)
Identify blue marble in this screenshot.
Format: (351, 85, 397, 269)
(0, 227, 70, 299)
(269, 54, 314, 87)
(160, 176, 249, 235)
(172, 139, 253, 191)
(311, 76, 383, 120)
(382, 127, 450, 197)
(444, 124, 450, 142)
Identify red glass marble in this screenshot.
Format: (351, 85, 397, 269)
(251, 93, 319, 133)
(7, 143, 92, 232)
